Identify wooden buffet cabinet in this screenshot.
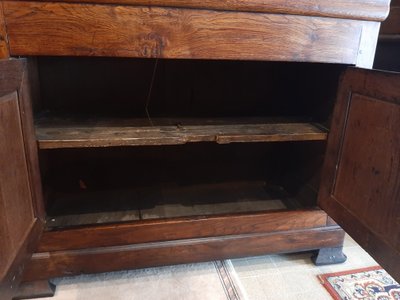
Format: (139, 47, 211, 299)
(0, 0, 399, 298)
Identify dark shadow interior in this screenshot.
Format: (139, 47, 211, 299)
(33, 57, 346, 229)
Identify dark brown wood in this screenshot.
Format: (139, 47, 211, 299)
(9, 0, 390, 21)
(0, 0, 390, 292)
(0, 4, 9, 59)
(18, 60, 45, 219)
(0, 59, 45, 219)
(13, 280, 55, 300)
(40, 209, 327, 252)
(44, 180, 292, 228)
(4, 1, 365, 63)
(44, 180, 301, 228)
(0, 93, 35, 268)
(34, 57, 346, 124)
(0, 63, 44, 299)
(0, 59, 24, 96)
(380, 6, 400, 34)
(0, 221, 42, 300)
(22, 226, 345, 282)
(319, 68, 400, 282)
(35, 117, 328, 149)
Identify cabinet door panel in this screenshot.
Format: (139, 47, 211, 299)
(0, 60, 43, 299)
(319, 68, 400, 282)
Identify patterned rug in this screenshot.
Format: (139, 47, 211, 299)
(319, 266, 400, 300)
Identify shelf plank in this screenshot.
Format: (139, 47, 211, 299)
(35, 117, 328, 149)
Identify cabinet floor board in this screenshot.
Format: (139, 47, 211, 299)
(45, 180, 297, 229)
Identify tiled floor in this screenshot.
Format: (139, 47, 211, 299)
(32, 235, 378, 300)
(230, 235, 377, 300)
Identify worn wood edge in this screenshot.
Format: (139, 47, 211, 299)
(356, 21, 380, 68)
(7, 0, 390, 21)
(18, 59, 45, 220)
(38, 209, 328, 252)
(319, 197, 400, 282)
(0, 220, 43, 300)
(22, 226, 345, 282)
(3, 2, 363, 63)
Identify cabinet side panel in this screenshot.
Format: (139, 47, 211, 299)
(0, 93, 35, 279)
(19, 60, 45, 219)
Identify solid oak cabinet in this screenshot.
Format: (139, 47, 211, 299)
(0, 0, 399, 299)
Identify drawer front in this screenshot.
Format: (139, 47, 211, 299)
(4, 1, 366, 63)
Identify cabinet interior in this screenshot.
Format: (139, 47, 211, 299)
(32, 57, 347, 229)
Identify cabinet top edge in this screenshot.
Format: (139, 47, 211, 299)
(4, 0, 391, 22)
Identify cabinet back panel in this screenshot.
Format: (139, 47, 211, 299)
(34, 57, 338, 227)
(41, 141, 323, 226)
(36, 57, 345, 122)
(374, 41, 400, 72)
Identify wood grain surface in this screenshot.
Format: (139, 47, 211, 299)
(35, 117, 328, 149)
(318, 68, 400, 282)
(0, 92, 34, 287)
(0, 4, 9, 59)
(8, 0, 390, 21)
(22, 226, 345, 282)
(39, 209, 328, 252)
(4, 1, 363, 63)
(0, 92, 42, 299)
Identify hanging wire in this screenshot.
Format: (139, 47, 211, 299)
(145, 58, 159, 126)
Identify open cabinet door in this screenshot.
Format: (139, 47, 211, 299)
(0, 59, 44, 299)
(319, 67, 400, 282)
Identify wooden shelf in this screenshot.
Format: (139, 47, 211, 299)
(35, 116, 328, 149)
